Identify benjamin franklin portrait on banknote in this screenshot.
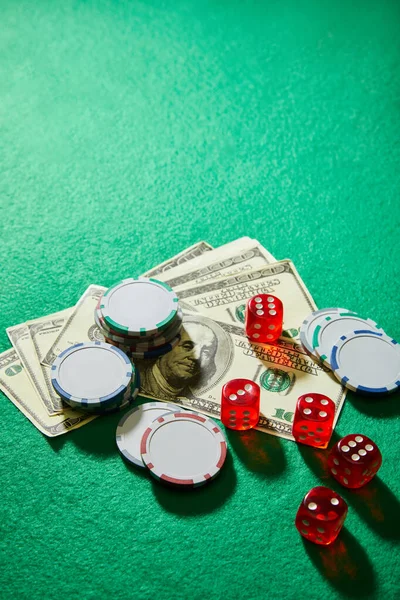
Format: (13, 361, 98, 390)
(138, 314, 234, 401)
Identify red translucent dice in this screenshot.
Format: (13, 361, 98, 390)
(292, 393, 335, 449)
(328, 434, 382, 489)
(221, 378, 260, 430)
(245, 294, 283, 343)
(295, 486, 348, 545)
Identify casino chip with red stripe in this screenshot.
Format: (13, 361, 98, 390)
(140, 412, 227, 487)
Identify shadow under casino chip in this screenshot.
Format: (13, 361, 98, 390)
(150, 450, 237, 516)
(68, 410, 127, 456)
(67, 397, 150, 457)
(303, 528, 376, 599)
(347, 389, 400, 419)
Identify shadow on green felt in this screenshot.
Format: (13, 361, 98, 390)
(303, 528, 376, 599)
(117, 451, 156, 481)
(296, 430, 341, 481)
(225, 427, 286, 477)
(151, 450, 237, 516)
(347, 390, 400, 419)
(61, 411, 126, 456)
(342, 479, 400, 541)
(297, 433, 400, 540)
(55, 397, 156, 456)
(46, 434, 67, 452)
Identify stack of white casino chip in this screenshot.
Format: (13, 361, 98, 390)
(95, 277, 183, 359)
(51, 341, 139, 413)
(116, 403, 227, 488)
(300, 308, 400, 395)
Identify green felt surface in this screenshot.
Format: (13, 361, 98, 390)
(1, 1, 400, 599)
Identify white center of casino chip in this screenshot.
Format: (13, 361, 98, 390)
(314, 313, 382, 367)
(331, 330, 400, 393)
(54, 343, 132, 400)
(149, 421, 216, 476)
(141, 412, 227, 486)
(116, 402, 182, 467)
(101, 278, 178, 334)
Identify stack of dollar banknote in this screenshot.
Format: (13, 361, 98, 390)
(1, 236, 347, 438)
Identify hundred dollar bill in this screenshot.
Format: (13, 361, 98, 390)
(176, 260, 315, 338)
(163, 243, 277, 291)
(42, 284, 106, 367)
(40, 240, 275, 367)
(152, 237, 262, 283)
(40, 241, 268, 364)
(7, 323, 56, 416)
(143, 241, 214, 277)
(27, 308, 73, 413)
(0, 349, 95, 437)
(135, 312, 347, 441)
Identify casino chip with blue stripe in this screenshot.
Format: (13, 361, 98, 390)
(51, 341, 134, 412)
(330, 329, 400, 394)
(312, 312, 383, 369)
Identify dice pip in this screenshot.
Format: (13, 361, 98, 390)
(295, 486, 348, 545)
(328, 434, 382, 489)
(221, 378, 260, 430)
(292, 393, 335, 449)
(245, 294, 283, 343)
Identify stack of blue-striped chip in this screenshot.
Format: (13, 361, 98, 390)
(51, 341, 140, 413)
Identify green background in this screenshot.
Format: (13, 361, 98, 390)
(1, 1, 399, 599)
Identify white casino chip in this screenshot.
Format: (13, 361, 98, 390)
(299, 308, 350, 359)
(51, 342, 133, 406)
(313, 312, 383, 369)
(331, 329, 400, 394)
(141, 412, 227, 487)
(100, 277, 179, 337)
(116, 401, 182, 468)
